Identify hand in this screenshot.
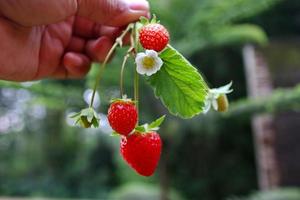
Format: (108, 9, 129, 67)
(0, 0, 149, 81)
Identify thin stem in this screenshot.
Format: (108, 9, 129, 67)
(89, 43, 117, 107)
(133, 23, 140, 117)
(89, 23, 133, 108)
(134, 69, 139, 111)
(120, 55, 129, 97)
(120, 47, 134, 97)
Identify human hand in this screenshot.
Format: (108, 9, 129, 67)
(0, 0, 149, 81)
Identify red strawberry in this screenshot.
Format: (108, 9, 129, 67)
(108, 100, 138, 136)
(139, 23, 170, 52)
(120, 131, 162, 176)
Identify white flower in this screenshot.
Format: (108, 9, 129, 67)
(203, 82, 233, 114)
(135, 50, 163, 76)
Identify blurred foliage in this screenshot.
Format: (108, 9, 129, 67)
(151, 0, 282, 55)
(227, 83, 300, 118)
(228, 188, 300, 200)
(244, 1, 300, 37)
(1, 0, 298, 200)
(0, 120, 119, 198)
(108, 182, 184, 200)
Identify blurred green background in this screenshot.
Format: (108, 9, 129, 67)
(1, 0, 300, 199)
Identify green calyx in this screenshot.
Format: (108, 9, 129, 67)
(134, 115, 165, 134)
(139, 14, 160, 25)
(69, 107, 99, 128)
(110, 115, 165, 137)
(110, 96, 137, 105)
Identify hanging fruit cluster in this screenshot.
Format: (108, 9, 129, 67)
(70, 16, 232, 177)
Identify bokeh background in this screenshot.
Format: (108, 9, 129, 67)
(1, 0, 300, 199)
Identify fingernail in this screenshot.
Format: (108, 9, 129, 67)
(127, 0, 149, 11)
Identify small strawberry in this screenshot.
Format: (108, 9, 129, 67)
(203, 82, 233, 114)
(139, 23, 170, 52)
(119, 116, 165, 176)
(108, 99, 138, 136)
(120, 131, 162, 176)
(70, 107, 99, 128)
(216, 94, 229, 112)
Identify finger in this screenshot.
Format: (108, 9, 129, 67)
(0, 0, 77, 26)
(74, 16, 121, 39)
(94, 25, 121, 39)
(73, 16, 95, 38)
(37, 18, 74, 79)
(61, 52, 91, 79)
(93, 26, 131, 46)
(77, 0, 149, 27)
(100, 27, 131, 45)
(85, 36, 113, 62)
(66, 36, 86, 52)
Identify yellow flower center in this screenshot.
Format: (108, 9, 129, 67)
(142, 56, 155, 69)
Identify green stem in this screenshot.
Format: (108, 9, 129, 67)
(134, 69, 139, 111)
(133, 23, 140, 116)
(120, 55, 128, 97)
(89, 23, 133, 108)
(120, 47, 134, 97)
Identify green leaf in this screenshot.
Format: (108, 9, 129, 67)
(148, 45, 209, 118)
(148, 115, 166, 129)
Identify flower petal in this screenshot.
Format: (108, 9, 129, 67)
(136, 65, 146, 75)
(145, 67, 158, 76)
(135, 52, 146, 64)
(203, 101, 211, 114)
(135, 50, 164, 76)
(212, 99, 218, 111)
(146, 49, 158, 58)
(154, 57, 163, 68)
(216, 81, 233, 94)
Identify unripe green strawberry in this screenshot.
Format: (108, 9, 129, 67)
(80, 116, 92, 128)
(70, 108, 99, 128)
(108, 100, 138, 136)
(139, 23, 170, 52)
(120, 131, 162, 176)
(217, 94, 229, 112)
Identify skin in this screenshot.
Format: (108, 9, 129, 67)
(0, 0, 149, 81)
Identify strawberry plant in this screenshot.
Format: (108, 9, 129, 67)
(70, 15, 233, 176)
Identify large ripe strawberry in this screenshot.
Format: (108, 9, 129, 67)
(119, 115, 165, 176)
(139, 23, 170, 52)
(120, 131, 162, 176)
(108, 99, 138, 136)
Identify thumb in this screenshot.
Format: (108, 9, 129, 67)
(0, 0, 77, 26)
(77, 0, 149, 27)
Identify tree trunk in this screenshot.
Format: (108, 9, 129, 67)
(242, 44, 280, 190)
